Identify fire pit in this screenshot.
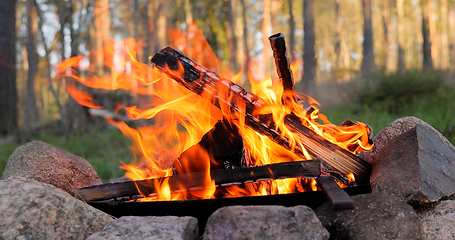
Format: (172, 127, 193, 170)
(56, 30, 376, 235)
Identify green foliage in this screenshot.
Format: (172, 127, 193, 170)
(323, 70, 455, 144)
(0, 124, 134, 182)
(358, 70, 444, 115)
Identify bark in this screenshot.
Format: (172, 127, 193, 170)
(144, 0, 155, 59)
(227, 0, 238, 71)
(240, 0, 250, 70)
(422, 0, 433, 70)
(381, 0, 396, 72)
(269, 33, 295, 92)
(360, 0, 376, 76)
(0, 0, 18, 136)
(93, 0, 110, 74)
(302, 0, 316, 93)
(24, 0, 39, 129)
(287, 0, 296, 60)
(397, 0, 405, 72)
(450, 1, 455, 68)
(184, 0, 192, 26)
(334, 0, 341, 69)
(69, 1, 78, 57)
(155, 0, 167, 52)
(440, 0, 449, 70)
(428, 0, 437, 68)
(262, 0, 272, 66)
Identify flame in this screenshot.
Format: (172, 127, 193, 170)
(57, 22, 372, 201)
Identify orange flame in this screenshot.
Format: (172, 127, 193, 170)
(57, 22, 372, 201)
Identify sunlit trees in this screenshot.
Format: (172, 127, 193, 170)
(5, 0, 455, 134)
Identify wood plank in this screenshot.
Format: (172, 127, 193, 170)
(75, 160, 321, 201)
(150, 47, 371, 184)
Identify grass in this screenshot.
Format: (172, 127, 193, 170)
(1, 70, 454, 182)
(321, 70, 455, 144)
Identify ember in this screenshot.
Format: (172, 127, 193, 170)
(58, 23, 372, 203)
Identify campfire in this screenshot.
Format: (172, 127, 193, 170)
(58, 25, 373, 210)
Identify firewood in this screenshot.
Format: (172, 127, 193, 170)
(150, 47, 371, 184)
(268, 33, 295, 92)
(75, 160, 321, 201)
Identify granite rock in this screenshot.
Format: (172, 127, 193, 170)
(86, 216, 198, 240)
(315, 193, 423, 240)
(368, 125, 455, 206)
(419, 200, 455, 240)
(3, 140, 102, 194)
(203, 205, 329, 240)
(0, 177, 112, 239)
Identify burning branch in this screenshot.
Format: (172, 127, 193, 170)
(75, 160, 321, 201)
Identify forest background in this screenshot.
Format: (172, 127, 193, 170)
(1, 0, 455, 182)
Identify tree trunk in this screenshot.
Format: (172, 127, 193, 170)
(422, 0, 433, 70)
(155, 0, 167, 52)
(24, 0, 39, 129)
(440, 0, 449, 70)
(262, 0, 271, 66)
(449, 1, 455, 68)
(287, 0, 296, 60)
(381, 0, 396, 73)
(227, 0, 238, 71)
(302, 0, 316, 93)
(427, 0, 437, 68)
(397, 0, 405, 72)
(184, 0, 192, 26)
(0, 0, 18, 136)
(93, 0, 110, 74)
(144, 0, 155, 59)
(361, 0, 376, 76)
(334, 0, 341, 70)
(240, 0, 250, 71)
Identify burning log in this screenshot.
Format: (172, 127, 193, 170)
(75, 160, 321, 201)
(268, 33, 295, 92)
(150, 47, 371, 184)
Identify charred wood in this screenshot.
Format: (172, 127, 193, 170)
(175, 118, 244, 174)
(75, 160, 321, 201)
(268, 33, 295, 92)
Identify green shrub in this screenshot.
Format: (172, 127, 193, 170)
(358, 70, 444, 114)
(323, 70, 455, 145)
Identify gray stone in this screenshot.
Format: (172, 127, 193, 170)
(368, 125, 455, 206)
(86, 216, 198, 240)
(3, 140, 102, 194)
(315, 193, 424, 240)
(0, 177, 112, 240)
(203, 205, 329, 240)
(419, 200, 455, 240)
(360, 116, 447, 164)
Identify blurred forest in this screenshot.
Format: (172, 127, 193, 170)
(1, 0, 455, 181)
(1, 0, 455, 135)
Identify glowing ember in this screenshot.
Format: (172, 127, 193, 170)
(57, 22, 372, 202)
